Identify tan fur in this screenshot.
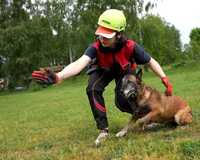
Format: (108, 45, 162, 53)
(116, 75, 192, 137)
(136, 85, 192, 125)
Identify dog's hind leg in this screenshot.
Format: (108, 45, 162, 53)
(116, 116, 136, 137)
(175, 107, 192, 125)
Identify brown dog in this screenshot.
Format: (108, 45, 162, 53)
(116, 73, 192, 137)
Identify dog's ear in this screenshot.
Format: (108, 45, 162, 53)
(127, 74, 137, 82)
(136, 67, 143, 83)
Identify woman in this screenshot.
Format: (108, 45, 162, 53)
(32, 9, 173, 145)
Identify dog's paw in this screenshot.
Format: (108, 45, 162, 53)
(94, 132, 109, 146)
(180, 125, 189, 130)
(116, 130, 127, 137)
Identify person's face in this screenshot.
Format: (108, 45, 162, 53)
(99, 35, 116, 47)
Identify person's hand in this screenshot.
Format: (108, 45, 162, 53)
(161, 77, 173, 96)
(32, 68, 59, 86)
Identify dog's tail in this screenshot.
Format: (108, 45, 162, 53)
(175, 106, 192, 125)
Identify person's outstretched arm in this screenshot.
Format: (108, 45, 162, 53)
(32, 55, 91, 85)
(57, 55, 91, 81)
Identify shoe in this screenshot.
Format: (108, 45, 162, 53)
(94, 129, 109, 146)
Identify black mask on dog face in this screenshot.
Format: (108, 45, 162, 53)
(121, 74, 138, 99)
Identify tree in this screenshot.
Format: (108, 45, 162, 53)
(0, 0, 73, 88)
(140, 15, 182, 64)
(189, 28, 200, 59)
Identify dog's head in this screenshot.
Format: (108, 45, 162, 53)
(121, 68, 143, 99)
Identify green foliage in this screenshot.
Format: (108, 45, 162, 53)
(0, 19, 53, 88)
(141, 15, 182, 64)
(190, 28, 200, 42)
(188, 28, 200, 59)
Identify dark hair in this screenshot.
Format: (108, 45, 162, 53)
(115, 32, 127, 46)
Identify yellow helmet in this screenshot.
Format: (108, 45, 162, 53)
(98, 9, 126, 32)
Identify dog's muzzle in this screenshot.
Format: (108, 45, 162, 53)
(122, 86, 138, 99)
(120, 75, 138, 99)
(126, 88, 137, 99)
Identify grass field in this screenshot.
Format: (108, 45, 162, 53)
(0, 63, 200, 160)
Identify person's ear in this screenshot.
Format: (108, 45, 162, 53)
(117, 34, 121, 39)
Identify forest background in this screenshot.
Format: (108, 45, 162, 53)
(0, 0, 200, 89)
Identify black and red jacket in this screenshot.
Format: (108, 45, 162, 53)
(91, 40, 137, 72)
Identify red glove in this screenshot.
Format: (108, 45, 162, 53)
(32, 68, 59, 86)
(161, 77, 173, 96)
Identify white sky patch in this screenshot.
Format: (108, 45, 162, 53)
(52, 28, 58, 36)
(144, 0, 200, 44)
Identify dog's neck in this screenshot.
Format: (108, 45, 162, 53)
(143, 86, 152, 98)
(136, 85, 152, 106)
(143, 88, 151, 99)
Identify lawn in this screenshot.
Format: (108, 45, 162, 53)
(0, 63, 200, 160)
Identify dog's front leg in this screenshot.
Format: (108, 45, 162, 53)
(116, 116, 136, 137)
(135, 111, 159, 129)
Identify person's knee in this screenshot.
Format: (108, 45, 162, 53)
(86, 85, 103, 95)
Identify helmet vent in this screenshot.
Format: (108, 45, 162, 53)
(102, 19, 111, 25)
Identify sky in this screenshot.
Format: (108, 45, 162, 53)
(145, 0, 200, 44)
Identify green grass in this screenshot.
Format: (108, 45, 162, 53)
(0, 63, 200, 160)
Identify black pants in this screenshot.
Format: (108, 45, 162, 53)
(86, 69, 133, 130)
